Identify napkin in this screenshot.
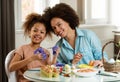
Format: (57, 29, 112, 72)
(98, 71, 118, 77)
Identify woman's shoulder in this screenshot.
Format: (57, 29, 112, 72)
(77, 28, 96, 36)
(56, 38, 63, 46)
(76, 28, 98, 41)
(78, 28, 94, 33)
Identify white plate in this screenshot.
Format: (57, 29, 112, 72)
(73, 68, 98, 77)
(23, 68, 71, 82)
(28, 68, 40, 71)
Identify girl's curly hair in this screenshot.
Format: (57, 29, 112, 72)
(23, 13, 51, 37)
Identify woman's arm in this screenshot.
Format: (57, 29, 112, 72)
(52, 48, 60, 64)
(72, 53, 82, 65)
(86, 30, 108, 61)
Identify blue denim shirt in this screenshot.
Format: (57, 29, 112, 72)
(56, 28, 108, 65)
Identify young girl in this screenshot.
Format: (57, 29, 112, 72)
(9, 13, 52, 82)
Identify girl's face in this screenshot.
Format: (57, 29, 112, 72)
(51, 17, 70, 38)
(29, 23, 46, 44)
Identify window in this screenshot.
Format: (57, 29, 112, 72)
(84, 0, 109, 24)
(15, 0, 59, 30)
(82, 0, 120, 28)
(15, 0, 120, 30)
(110, 0, 120, 30)
(21, 0, 45, 22)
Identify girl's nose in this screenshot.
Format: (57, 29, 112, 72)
(36, 31, 40, 35)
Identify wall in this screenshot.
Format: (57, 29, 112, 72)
(60, 0, 77, 11)
(15, 25, 116, 59)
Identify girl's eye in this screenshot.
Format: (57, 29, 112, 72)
(33, 29, 38, 32)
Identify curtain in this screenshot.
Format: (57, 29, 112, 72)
(0, 0, 15, 82)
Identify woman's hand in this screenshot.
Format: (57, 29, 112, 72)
(72, 53, 82, 64)
(54, 47, 60, 56)
(52, 47, 60, 64)
(93, 60, 103, 67)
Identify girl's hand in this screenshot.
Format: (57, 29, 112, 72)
(44, 49, 50, 57)
(43, 49, 51, 65)
(72, 53, 82, 64)
(30, 54, 43, 62)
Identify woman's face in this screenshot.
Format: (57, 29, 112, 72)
(51, 17, 70, 38)
(29, 22, 46, 44)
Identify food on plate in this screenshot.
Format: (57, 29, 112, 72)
(40, 65, 59, 78)
(40, 65, 53, 78)
(78, 64, 93, 68)
(89, 60, 94, 66)
(63, 74, 70, 77)
(73, 68, 98, 77)
(77, 68, 95, 73)
(52, 67, 59, 77)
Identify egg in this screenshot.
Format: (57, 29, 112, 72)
(64, 64, 71, 73)
(108, 58, 115, 64)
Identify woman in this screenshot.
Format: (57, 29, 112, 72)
(43, 3, 108, 67)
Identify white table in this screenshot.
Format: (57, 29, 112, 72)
(23, 68, 120, 82)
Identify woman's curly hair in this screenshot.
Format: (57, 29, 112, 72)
(23, 13, 51, 37)
(42, 3, 80, 33)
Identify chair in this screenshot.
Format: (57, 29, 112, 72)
(5, 50, 17, 82)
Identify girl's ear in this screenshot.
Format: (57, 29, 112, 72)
(28, 31, 31, 38)
(43, 34, 47, 40)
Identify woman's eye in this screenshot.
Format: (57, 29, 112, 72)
(41, 31, 44, 33)
(52, 27, 56, 30)
(58, 23, 61, 27)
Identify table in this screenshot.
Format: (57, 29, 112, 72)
(23, 68, 120, 82)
